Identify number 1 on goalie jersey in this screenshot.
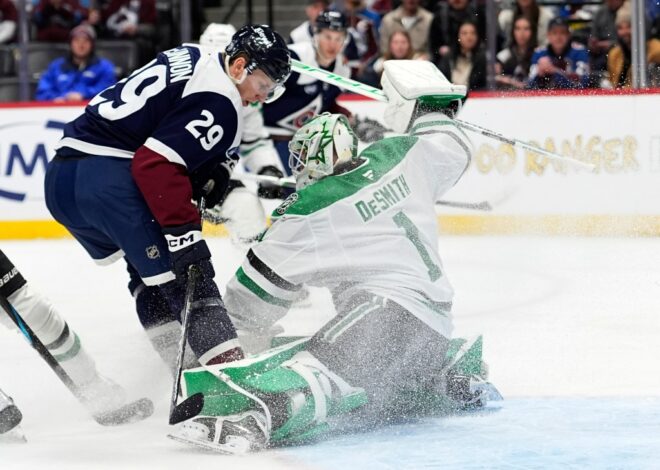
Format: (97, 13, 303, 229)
(393, 211, 441, 281)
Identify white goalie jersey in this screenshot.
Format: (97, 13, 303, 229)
(225, 113, 473, 339)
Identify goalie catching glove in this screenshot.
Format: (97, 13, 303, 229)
(381, 60, 467, 134)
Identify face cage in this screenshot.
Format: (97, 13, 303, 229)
(288, 130, 331, 181)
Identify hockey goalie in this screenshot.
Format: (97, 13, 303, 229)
(169, 60, 501, 453)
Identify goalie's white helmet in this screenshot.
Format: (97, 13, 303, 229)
(289, 112, 358, 190)
(199, 23, 237, 51)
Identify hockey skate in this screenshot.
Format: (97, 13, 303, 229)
(168, 410, 268, 454)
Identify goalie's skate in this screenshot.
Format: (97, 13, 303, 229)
(446, 373, 502, 410)
(168, 411, 268, 454)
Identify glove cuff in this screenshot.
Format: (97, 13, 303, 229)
(163, 223, 204, 253)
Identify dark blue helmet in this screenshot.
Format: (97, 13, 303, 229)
(315, 10, 348, 33)
(225, 24, 291, 85)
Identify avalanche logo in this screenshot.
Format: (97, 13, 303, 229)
(0, 120, 65, 201)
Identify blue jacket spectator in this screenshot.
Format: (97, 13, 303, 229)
(36, 24, 116, 102)
(528, 17, 590, 89)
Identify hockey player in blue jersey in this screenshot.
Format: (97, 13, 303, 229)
(263, 10, 353, 174)
(44, 25, 291, 374)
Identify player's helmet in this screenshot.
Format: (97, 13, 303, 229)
(225, 24, 291, 86)
(199, 23, 236, 50)
(314, 10, 348, 33)
(289, 112, 358, 190)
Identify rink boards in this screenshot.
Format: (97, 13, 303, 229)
(0, 89, 658, 239)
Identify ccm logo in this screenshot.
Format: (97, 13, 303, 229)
(165, 230, 201, 252)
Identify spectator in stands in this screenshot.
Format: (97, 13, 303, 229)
(361, 29, 422, 85)
(437, 19, 487, 90)
(428, 0, 482, 69)
(528, 17, 589, 89)
(0, 0, 17, 44)
(498, 0, 554, 47)
(380, 0, 433, 55)
(290, 0, 330, 43)
(607, 3, 660, 88)
(103, 0, 156, 65)
(589, 0, 625, 75)
(496, 15, 536, 89)
(33, 0, 87, 42)
(342, 0, 380, 78)
(35, 24, 116, 102)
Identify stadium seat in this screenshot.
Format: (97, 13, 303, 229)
(25, 42, 70, 80)
(0, 46, 15, 76)
(95, 40, 139, 79)
(0, 77, 38, 102)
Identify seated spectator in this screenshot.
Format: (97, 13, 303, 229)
(589, 0, 625, 74)
(499, 0, 555, 47)
(528, 17, 589, 89)
(438, 19, 487, 90)
(380, 0, 433, 56)
(33, 0, 87, 42)
(35, 24, 116, 102)
(360, 29, 425, 85)
(290, 0, 329, 43)
(607, 3, 660, 88)
(343, 0, 380, 77)
(496, 15, 536, 89)
(102, 0, 156, 65)
(429, 0, 481, 68)
(0, 0, 17, 45)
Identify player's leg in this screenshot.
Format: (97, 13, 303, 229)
(0, 249, 126, 415)
(68, 156, 242, 367)
(127, 263, 198, 375)
(306, 293, 452, 422)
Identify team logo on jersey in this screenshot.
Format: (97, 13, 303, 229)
(146, 245, 161, 259)
(275, 193, 299, 215)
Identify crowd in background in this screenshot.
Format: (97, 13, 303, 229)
(0, 0, 658, 102)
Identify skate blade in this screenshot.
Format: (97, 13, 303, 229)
(167, 432, 252, 455)
(94, 397, 154, 426)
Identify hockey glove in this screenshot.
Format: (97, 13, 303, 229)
(353, 115, 388, 143)
(163, 223, 212, 278)
(190, 156, 238, 209)
(256, 165, 285, 200)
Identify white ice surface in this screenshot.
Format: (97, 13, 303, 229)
(1, 236, 659, 468)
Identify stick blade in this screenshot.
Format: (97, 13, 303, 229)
(169, 393, 204, 425)
(94, 397, 154, 426)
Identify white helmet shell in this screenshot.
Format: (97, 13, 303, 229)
(199, 23, 237, 51)
(288, 113, 357, 190)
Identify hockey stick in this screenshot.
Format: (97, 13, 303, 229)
(168, 196, 207, 425)
(0, 293, 153, 426)
(231, 172, 494, 212)
(291, 59, 595, 171)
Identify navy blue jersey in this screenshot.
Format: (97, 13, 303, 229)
(59, 45, 242, 173)
(55, 44, 244, 228)
(262, 41, 350, 137)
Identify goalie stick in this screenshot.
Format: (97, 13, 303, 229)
(0, 293, 154, 426)
(290, 59, 595, 171)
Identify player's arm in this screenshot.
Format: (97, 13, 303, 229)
(224, 217, 314, 343)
